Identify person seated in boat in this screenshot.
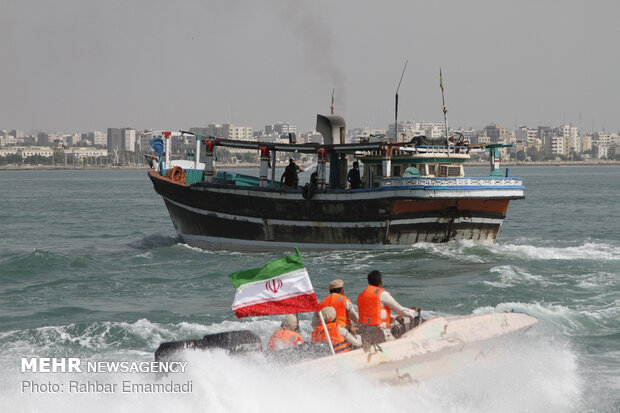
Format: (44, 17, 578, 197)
(267, 314, 304, 351)
(280, 158, 304, 189)
(347, 161, 362, 189)
(311, 306, 362, 354)
(357, 270, 419, 342)
(313, 279, 358, 330)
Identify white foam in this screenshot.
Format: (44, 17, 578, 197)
(0, 332, 584, 413)
(485, 265, 550, 288)
(492, 241, 620, 261)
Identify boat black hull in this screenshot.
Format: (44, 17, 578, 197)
(149, 170, 523, 250)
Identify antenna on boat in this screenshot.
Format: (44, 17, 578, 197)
(395, 60, 408, 142)
(330, 89, 335, 114)
(440, 67, 450, 153)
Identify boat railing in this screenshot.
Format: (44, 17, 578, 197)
(380, 176, 524, 188)
(400, 145, 470, 154)
(361, 145, 470, 157)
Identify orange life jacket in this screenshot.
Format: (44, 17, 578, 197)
(357, 285, 391, 328)
(267, 329, 303, 351)
(311, 322, 352, 353)
(320, 293, 351, 327)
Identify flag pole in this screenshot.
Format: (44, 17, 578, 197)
(440, 67, 450, 156)
(294, 246, 334, 355)
(318, 310, 336, 355)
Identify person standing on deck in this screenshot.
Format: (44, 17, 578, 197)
(347, 161, 362, 189)
(281, 158, 304, 189)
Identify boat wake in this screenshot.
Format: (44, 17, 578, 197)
(385, 238, 620, 263)
(0, 312, 590, 413)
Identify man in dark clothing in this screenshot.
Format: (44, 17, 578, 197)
(347, 161, 362, 189)
(281, 158, 304, 188)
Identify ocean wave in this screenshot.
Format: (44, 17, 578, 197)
(392, 239, 620, 263)
(128, 234, 183, 250)
(0, 249, 57, 272)
(484, 265, 551, 288)
(0, 318, 284, 360)
(491, 241, 620, 261)
(0, 249, 96, 280)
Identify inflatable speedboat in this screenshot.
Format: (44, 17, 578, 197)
(155, 311, 536, 384)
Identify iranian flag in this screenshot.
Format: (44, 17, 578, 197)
(228, 249, 320, 318)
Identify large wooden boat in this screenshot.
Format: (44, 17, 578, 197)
(147, 115, 524, 250)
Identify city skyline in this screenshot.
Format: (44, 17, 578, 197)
(1, 1, 619, 133)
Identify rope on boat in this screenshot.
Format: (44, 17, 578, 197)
(164, 166, 186, 184)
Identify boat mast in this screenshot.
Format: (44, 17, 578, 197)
(395, 61, 408, 142)
(330, 89, 335, 115)
(440, 68, 450, 154)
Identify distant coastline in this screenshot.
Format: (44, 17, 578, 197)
(464, 160, 620, 167)
(0, 160, 618, 171)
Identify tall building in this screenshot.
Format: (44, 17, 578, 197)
(121, 128, 136, 151)
(515, 127, 537, 145)
(88, 131, 107, 147)
(557, 124, 580, 154)
(388, 121, 424, 142)
(192, 123, 253, 141)
(419, 122, 445, 140)
(547, 135, 565, 156)
(10, 130, 25, 138)
(37, 132, 49, 146)
(266, 122, 297, 135)
(581, 135, 592, 152)
(483, 124, 512, 144)
(107, 128, 122, 151)
(139, 130, 153, 151)
(537, 126, 554, 155)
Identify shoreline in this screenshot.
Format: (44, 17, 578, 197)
(0, 160, 618, 171)
(464, 160, 620, 167)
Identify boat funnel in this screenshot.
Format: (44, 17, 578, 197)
(316, 115, 346, 145)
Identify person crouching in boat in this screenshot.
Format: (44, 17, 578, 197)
(311, 307, 362, 354)
(357, 270, 419, 343)
(268, 314, 304, 351)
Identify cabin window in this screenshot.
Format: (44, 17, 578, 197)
(393, 165, 401, 176)
(449, 166, 463, 177)
(428, 164, 436, 175)
(438, 165, 462, 177)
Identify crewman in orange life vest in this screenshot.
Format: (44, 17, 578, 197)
(311, 306, 362, 354)
(318, 279, 358, 328)
(357, 270, 419, 341)
(267, 314, 304, 351)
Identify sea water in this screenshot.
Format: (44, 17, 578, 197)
(0, 166, 618, 412)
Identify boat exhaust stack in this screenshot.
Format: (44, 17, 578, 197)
(316, 115, 346, 145)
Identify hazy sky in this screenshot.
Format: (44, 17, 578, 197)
(1, 0, 619, 134)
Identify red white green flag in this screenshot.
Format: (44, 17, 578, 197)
(228, 249, 320, 318)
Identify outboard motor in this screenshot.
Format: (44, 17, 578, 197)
(155, 330, 263, 361)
